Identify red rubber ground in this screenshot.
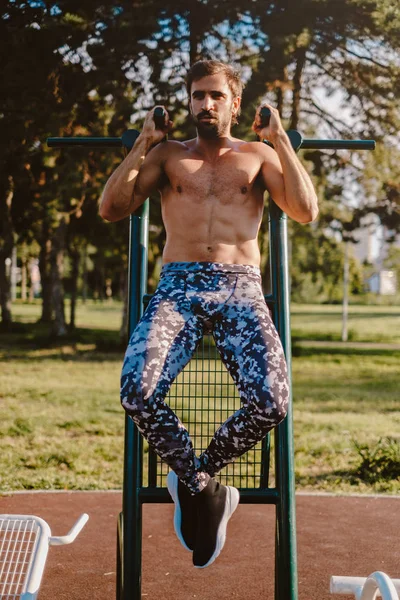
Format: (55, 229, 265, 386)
(1, 492, 399, 600)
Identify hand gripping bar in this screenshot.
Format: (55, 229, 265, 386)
(47, 105, 375, 152)
(47, 108, 167, 151)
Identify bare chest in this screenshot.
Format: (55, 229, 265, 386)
(164, 151, 263, 203)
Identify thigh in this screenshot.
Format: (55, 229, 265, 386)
(121, 276, 203, 399)
(212, 276, 289, 406)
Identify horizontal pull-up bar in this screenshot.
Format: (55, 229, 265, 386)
(47, 107, 166, 149)
(300, 139, 375, 150)
(285, 130, 375, 151)
(47, 129, 140, 148)
(47, 128, 375, 152)
(47, 136, 123, 147)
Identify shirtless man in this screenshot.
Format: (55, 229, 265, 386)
(100, 60, 318, 569)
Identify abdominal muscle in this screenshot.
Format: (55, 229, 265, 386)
(161, 193, 264, 266)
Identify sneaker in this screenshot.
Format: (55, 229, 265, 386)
(193, 478, 240, 568)
(167, 471, 197, 551)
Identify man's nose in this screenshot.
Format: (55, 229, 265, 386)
(201, 95, 214, 110)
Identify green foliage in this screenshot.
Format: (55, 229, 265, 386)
(353, 437, 400, 483)
(289, 221, 365, 303)
(383, 246, 400, 288)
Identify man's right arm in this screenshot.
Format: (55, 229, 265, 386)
(99, 108, 168, 222)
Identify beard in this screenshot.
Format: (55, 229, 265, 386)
(191, 109, 232, 139)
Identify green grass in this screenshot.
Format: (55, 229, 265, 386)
(291, 304, 400, 343)
(291, 347, 400, 493)
(0, 300, 399, 494)
(9, 299, 122, 330)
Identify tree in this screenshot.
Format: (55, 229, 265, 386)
(1, 1, 97, 330)
(1, 0, 400, 334)
(1, 2, 132, 334)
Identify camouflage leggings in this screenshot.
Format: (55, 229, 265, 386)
(121, 262, 289, 495)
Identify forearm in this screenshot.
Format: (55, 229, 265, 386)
(271, 131, 319, 223)
(99, 134, 153, 222)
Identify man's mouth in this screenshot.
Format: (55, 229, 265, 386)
(198, 114, 216, 121)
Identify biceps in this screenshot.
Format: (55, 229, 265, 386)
(262, 162, 287, 208)
(134, 160, 163, 200)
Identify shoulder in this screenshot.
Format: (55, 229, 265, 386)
(148, 139, 193, 163)
(239, 140, 277, 160)
(232, 140, 278, 171)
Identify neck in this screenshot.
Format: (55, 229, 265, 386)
(195, 131, 233, 158)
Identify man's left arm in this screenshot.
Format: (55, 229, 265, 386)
(253, 105, 319, 224)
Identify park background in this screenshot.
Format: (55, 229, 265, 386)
(0, 0, 399, 495)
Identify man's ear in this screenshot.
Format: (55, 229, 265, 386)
(232, 95, 241, 118)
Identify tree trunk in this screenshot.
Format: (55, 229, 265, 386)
(29, 258, 38, 302)
(81, 243, 88, 304)
(0, 258, 12, 329)
(94, 256, 105, 301)
(119, 268, 129, 345)
(341, 241, 350, 342)
(21, 251, 27, 301)
(0, 176, 14, 329)
(276, 87, 284, 115)
(39, 236, 53, 322)
(290, 46, 307, 130)
(69, 246, 80, 331)
(188, 1, 203, 64)
(10, 246, 17, 301)
(50, 217, 67, 337)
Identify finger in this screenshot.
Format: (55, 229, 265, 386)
(252, 116, 265, 131)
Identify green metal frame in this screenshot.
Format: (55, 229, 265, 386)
(47, 130, 375, 600)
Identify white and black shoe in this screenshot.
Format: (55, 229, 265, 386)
(193, 478, 240, 568)
(167, 471, 197, 551)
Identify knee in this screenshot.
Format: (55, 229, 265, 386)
(267, 399, 288, 426)
(253, 396, 288, 428)
(251, 377, 289, 427)
(120, 374, 154, 416)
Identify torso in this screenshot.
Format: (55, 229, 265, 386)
(159, 138, 267, 266)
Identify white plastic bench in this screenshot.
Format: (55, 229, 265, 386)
(331, 573, 400, 600)
(0, 513, 88, 600)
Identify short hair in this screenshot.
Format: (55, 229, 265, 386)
(186, 60, 244, 121)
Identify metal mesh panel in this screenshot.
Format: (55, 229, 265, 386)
(143, 334, 272, 491)
(0, 517, 38, 599)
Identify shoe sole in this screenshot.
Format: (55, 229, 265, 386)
(166, 471, 192, 552)
(194, 485, 240, 569)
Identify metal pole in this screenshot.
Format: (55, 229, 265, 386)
(122, 200, 149, 600)
(342, 240, 350, 342)
(268, 199, 298, 600)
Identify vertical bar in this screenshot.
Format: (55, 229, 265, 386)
(269, 199, 298, 600)
(148, 449, 158, 487)
(122, 200, 149, 600)
(260, 433, 271, 489)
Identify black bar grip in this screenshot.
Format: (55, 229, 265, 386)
(260, 107, 271, 128)
(153, 107, 166, 130)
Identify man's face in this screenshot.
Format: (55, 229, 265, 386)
(189, 73, 241, 139)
